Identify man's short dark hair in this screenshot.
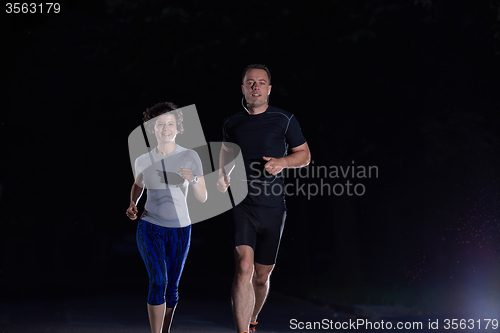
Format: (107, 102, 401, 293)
(142, 101, 184, 134)
(242, 64, 271, 84)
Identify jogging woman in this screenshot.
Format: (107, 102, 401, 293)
(126, 102, 207, 333)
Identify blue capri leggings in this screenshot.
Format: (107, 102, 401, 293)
(136, 219, 191, 307)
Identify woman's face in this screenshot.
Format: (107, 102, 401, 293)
(154, 113, 178, 143)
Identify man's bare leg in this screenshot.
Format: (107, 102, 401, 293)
(147, 303, 165, 333)
(251, 263, 274, 323)
(232, 245, 255, 332)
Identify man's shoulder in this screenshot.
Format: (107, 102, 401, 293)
(223, 111, 247, 126)
(266, 105, 294, 118)
(267, 105, 293, 118)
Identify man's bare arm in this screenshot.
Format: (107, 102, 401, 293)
(263, 142, 311, 176)
(217, 143, 235, 192)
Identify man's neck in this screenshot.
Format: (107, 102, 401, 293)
(247, 103, 268, 115)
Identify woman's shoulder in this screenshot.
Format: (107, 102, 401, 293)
(176, 145, 197, 155)
(135, 151, 154, 165)
(176, 146, 202, 162)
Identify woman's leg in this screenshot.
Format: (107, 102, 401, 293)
(137, 220, 168, 332)
(163, 225, 192, 331)
(147, 303, 166, 333)
(163, 305, 177, 332)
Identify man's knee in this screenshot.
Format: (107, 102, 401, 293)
(253, 264, 274, 286)
(234, 245, 255, 277)
(253, 272, 270, 286)
(236, 257, 254, 276)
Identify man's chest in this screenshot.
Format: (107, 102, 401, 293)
(228, 118, 287, 156)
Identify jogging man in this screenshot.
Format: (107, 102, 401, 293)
(217, 64, 311, 333)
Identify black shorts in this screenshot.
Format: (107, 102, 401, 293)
(228, 202, 287, 265)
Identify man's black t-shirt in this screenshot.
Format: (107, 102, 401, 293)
(223, 105, 306, 207)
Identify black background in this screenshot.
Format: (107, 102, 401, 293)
(2, 0, 500, 317)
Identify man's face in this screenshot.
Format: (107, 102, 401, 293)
(154, 113, 178, 143)
(241, 69, 271, 108)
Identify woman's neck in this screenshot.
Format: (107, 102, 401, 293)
(155, 142, 177, 156)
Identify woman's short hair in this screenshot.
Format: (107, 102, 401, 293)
(143, 102, 184, 134)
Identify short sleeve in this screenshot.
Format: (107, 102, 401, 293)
(134, 157, 142, 177)
(285, 114, 306, 149)
(222, 120, 230, 143)
(188, 150, 204, 176)
(134, 156, 146, 186)
(134, 155, 148, 179)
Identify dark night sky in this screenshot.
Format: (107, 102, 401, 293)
(2, 0, 500, 317)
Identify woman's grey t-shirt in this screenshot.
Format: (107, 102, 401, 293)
(134, 145, 203, 228)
